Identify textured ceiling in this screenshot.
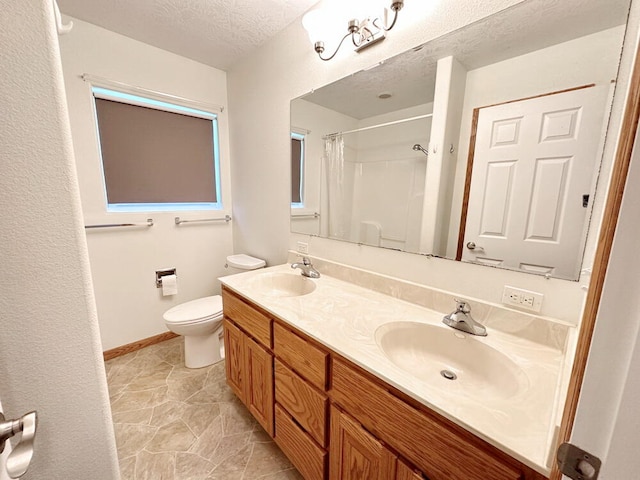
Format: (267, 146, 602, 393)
(57, 0, 320, 70)
(301, 0, 631, 119)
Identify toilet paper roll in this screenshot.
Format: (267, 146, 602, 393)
(162, 274, 178, 296)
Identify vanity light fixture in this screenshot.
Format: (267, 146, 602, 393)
(302, 0, 404, 61)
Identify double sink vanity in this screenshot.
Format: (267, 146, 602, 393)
(219, 258, 572, 480)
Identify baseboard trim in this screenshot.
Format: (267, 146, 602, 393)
(103, 331, 179, 361)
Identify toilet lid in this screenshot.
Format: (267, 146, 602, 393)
(226, 254, 266, 270)
(163, 295, 223, 324)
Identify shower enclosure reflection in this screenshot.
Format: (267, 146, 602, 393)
(324, 112, 432, 251)
(291, 100, 433, 252)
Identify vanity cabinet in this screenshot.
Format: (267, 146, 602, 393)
(222, 287, 546, 480)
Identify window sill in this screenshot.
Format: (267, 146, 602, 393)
(107, 202, 222, 213)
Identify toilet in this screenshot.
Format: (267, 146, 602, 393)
(163, 254, 266, 368)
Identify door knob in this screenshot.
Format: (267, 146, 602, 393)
(0, 411, 37, 478)
(466, 242, 485, 253)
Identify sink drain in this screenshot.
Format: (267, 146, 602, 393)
(440, 370, 457, 380)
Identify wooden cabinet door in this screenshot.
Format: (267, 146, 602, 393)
(223, 318, 244, 400)
(244, 335, 274, 436)
(330, 406, 396, 480)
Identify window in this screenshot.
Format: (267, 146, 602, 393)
(291, 132, 305, 207)
(92, 87, 221, 212)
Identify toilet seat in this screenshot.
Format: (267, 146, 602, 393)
(163, 295, 223, 326)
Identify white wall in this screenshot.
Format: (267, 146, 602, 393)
(0, 1, 118, 478)
(228, 0, 616, 324)
(59, 18, 235, 350)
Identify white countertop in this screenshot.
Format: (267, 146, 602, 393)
(220, 264, 566, 476)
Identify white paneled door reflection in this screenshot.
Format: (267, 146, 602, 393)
(463, 85, 610, 279)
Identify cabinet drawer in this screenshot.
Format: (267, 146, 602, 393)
(330, 359, 522, 480)
(275, 404, 327, 480)
(274, 322, 327, 389)
(222, 288, 272, 348)
(275, 359, 328, 446)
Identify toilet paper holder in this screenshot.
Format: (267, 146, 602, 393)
(156, 268, 177, 288)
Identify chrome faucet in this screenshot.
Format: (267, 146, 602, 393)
(442, 300, 487, 336)
(291, 256, 320, 279)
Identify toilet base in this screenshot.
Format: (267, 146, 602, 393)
(184, 325, 224, 369)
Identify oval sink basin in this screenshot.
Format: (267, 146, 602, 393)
(251, 272, 316, 298)
(375, 322, 528, 399)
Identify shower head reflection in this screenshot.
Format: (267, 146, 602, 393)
(412, 144, 428, 156)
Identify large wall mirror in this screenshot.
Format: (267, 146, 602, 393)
(290, 0, 631, 281)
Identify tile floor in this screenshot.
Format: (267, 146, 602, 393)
(105, 337, 302, 480)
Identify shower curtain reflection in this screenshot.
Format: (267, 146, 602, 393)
(324, 134, 348, 240)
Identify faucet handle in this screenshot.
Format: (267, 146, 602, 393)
(453, 299, 471, 313)
(301, 256, 312, 266)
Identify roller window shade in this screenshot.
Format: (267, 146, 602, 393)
(291, 137, 303, 204)
(94, 98, 217, 204)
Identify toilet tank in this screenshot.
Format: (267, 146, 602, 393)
(225, 254, 266, 275)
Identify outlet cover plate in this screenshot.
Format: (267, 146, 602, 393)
(502, 286, 544, 312)
(296, 241, 309, 255)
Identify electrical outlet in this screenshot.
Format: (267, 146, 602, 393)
(296, 241, 309, 255)
(521, 294, 535, 308)
(506, 290, 521, 304)
(502, 286, 544, 312)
